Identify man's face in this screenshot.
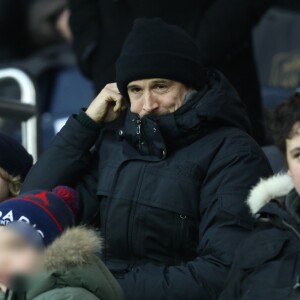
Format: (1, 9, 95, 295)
(0, 226, 42, 286)
(127, 79, 190, 118)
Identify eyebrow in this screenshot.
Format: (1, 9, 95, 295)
(127, 84, 141, 89)
(151, 79, 170, 85)
(127, 79, 171, 89)
(289, 147, 300, 155)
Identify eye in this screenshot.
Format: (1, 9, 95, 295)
(129, 87, 142, 94)
(154, 84, 168, 93)
(293, 152, 300, 160)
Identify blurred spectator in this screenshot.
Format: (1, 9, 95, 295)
(254, 6, 300, 102)
(27, 0, 72, 48)
(0, 0, 72, 63)
(0, 0, 77, 144)
(69, 0, 276, 144)
(0, 186, 123, 299)
(219, 91, 300, 300)
(0, 133, 33, 201)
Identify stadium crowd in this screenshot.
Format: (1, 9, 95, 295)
(0, 1, 300, 299)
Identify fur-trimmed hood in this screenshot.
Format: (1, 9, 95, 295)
(247, 173, 294, 215)
(43, 226, 102, 270)
(16, 226, 124, 300)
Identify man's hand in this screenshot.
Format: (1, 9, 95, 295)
(86, 83, 128, 123)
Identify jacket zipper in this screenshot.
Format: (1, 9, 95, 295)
(125, 118, 149, 268)
(136, 118, 141, 135)
(179, 214, 187, 236)
(177, 214, 187, 261)
(127, 163, 147, 269)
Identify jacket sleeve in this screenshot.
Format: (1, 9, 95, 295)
(196, 0, 275, 65)
(217, 244, 245, 300)
(69, 0, 101, 76)
(21, 116, 102, 224)
(116, 145, 273, 299)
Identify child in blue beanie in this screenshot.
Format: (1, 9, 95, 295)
(0, 187, 123, 300)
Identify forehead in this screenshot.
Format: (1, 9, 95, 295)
(128, 78, 171, 86)
(286, 134, 300, 151)
(287, 122, 300, 150)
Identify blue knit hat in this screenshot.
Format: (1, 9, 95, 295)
(0, 186, 78, 247)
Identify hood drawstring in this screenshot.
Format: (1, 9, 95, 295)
(136, 118, 142, 150)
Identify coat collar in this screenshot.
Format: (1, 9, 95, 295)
(247, 173, 294, 215)
(120, 69, 251, 157)
(43, 226, 102, 270)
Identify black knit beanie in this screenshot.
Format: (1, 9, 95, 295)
(116, 18, 206, 98)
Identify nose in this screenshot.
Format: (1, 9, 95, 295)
(142, 91, 159, 114)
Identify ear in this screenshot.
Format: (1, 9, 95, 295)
(288, 169, 292, 177)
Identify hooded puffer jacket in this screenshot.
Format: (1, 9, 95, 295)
(3, 227, 124, 300)
(219, 173, 300, 300)
(22, 69, 272, 300)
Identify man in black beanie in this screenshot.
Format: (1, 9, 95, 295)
(22, 18, 272, 300)
(69, 0, 276, 145)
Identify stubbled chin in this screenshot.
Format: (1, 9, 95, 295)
(139, 111, 172, 118)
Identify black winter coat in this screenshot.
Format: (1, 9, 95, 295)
(22, 70, 272, 300)
(69, 0, 275, 144)
(219, 173, 300, 300)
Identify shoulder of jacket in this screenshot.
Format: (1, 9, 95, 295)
(32, 286, 100, 300)
(201, 126, 260, 153)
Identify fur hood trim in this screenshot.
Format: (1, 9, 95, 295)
(247, 173, 294, 215)
(44, 226, 102, 270)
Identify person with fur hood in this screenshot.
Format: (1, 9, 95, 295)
(219, 91, 300, 300)
(0, 186, 123, 300)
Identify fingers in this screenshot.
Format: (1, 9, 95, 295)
(105, 83, 120, 94)
(113, 97, 123, 113)
(104, 83, 127, 113)
(105, 94, 123, 113)
(121, 103, 128, 111)
(86, 83, 127, 123)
